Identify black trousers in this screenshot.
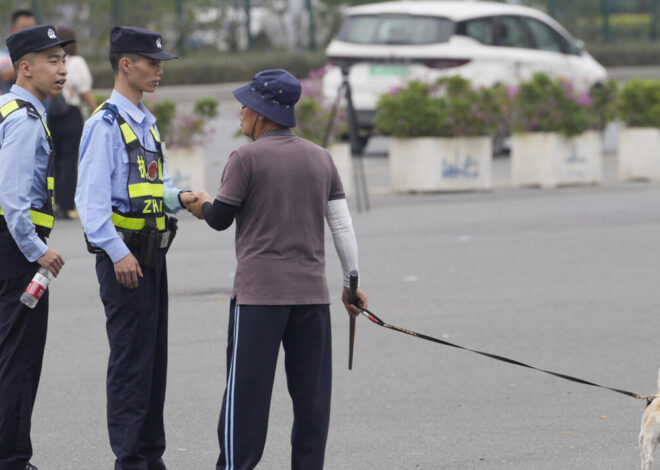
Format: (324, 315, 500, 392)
(217, 300, 332, 470)
(0, 231, 48, 470)
(96, 251, 168, 470)
(49, 105, 83, 212)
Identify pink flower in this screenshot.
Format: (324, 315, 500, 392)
(506, 85, 518, 98)
(576, 91, 592, 106)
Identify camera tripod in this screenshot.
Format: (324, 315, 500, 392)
(322, 65, 370, 213)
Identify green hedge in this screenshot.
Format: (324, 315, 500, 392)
(89, 51, 327, 88)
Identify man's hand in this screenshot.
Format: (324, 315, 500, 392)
(114, 253, 143, 289)
(187, 191, 213, 219)
(37, 248, 65, 277)
(342, 286, 367, 318)
(179, 191, 198, 209)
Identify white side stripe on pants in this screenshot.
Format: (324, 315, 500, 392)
(225, 305, 240, 470)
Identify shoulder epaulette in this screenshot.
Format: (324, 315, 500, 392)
(25, 104, 40, 120)
(102, 103, 119, 125)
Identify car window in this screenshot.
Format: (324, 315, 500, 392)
(338, 15, 455, 45)
(493, 16, 531, 48)
(523, 17, 565, 53)
(463, 18, 495, 45)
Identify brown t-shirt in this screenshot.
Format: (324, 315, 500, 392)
(217, 129, 345, 305)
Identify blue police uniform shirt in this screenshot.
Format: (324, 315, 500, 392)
(0, 85, 50, 262)
(75, 89, 183, 263)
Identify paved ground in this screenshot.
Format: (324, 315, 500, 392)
(28, 142, 660, 469)
(30, 73, 660, 468)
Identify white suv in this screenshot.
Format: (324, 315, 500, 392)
(322, 0, 607, 132)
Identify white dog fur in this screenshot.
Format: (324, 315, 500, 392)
(640, 369, 660, 470)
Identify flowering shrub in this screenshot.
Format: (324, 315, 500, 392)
(588, 79, 618, 130)
(147, 98, 218, 148)
(501, 73, 591, 136)
(618, 78, 660, 127)
(374, 76, 502, 138)
(294, 66, 347, 146)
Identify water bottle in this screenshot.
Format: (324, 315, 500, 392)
(20, 267, 53, 309)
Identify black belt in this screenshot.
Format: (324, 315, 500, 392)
(85, 229, 172, 254)
(117, 228, 173, 251)
(86, 216, 178, 270)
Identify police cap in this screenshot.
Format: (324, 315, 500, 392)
(110, 26, 177, 61)
(6, 25, 75, 63)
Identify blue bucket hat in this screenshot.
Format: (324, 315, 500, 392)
(233, 69, 301, 128)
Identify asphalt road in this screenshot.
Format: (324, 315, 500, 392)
(27, 149, 660, 469)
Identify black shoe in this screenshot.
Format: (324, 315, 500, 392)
(26, 464, 38, 470)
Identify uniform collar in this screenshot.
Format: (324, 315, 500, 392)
(9, 84, 46, 116)
(109, 89, 156, 128)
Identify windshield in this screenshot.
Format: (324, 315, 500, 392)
(338, 14, 455, 45)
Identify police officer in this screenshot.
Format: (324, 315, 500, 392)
(75, 26, 196, 470)
(0, 25, 71, 470)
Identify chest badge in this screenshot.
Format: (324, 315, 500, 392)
(147, 161, 159, 182)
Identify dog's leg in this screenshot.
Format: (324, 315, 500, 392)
(642, 439, 656, 470)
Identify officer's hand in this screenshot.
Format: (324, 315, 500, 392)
(179, 191, 198, 209)
(342, 286, 367, 318)
(188, 191, 212, 219)
(114, 253, 143, 289)
(37, 248, 65, 277)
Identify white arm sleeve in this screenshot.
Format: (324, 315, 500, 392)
(326, 198, 359, 287)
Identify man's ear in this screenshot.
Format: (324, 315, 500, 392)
(119, 56, 133, 74)
(18, 59, 32, 78)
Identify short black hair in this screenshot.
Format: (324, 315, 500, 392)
(109, 52, 141, 75)
(11, 9, 35, 26)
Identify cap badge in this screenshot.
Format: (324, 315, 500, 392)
(147, 161, 159, 181)
(156, 38, 162, 49)
(47, 28, 56, 39)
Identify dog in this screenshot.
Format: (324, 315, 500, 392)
(640, 369, 660, 470)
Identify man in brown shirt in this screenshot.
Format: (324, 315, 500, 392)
(189, 69, 367, 470)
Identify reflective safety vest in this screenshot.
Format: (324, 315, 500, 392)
(0, 99, 54, 236)
(97, 102, 166, 232)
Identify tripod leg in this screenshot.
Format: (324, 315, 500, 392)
(343, 72, 369, 212)
(356, 153, 370, 211)
(322, 82, 345, 148)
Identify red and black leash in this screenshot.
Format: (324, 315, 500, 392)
(349, 293, 652, 405)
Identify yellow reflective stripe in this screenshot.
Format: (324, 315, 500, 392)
(150, 127, 160, 143)
(30, 210, 54, 228)
(47, 177, 54, 190)
(128, 183, 164, 199)
(0, 206, 53, 229)
(120, 122, 138, 144)
(111, 213, 166, 231)
(0, 100, 19, 118)
(41, 118, 51, 137)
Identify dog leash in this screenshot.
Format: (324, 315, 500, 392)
(358, 307, 654, 406)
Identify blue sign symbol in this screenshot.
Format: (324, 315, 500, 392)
(442, 149, 479, 179)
